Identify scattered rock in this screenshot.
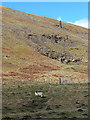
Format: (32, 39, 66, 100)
(55, 105, 60, 108)
(36, 113, 42, 117)
(32, 100, 35, 103)
(21, 109, 25, 112)
(4, 107, 12, 110)
(73, 58, 80, 63)
(46, 106, 52, 110)
(60, 112, 65, 115)
(78, 109, 83, 112)
(6, 55, 10, 58)
(72, 117, 77, 119)
(55, 39, 58, 43)
(18, 85, 20, 88)
(42, 34, 46, 37)
(82, 113, 88, 116)
(65, 59, 71, 64)
(84, 94, 89, 97)
(12, 92, 15, 95)
(81, 103, 86, 106)
(76, 101, 80, 104)
(22, 115, 31, 119)
(28, 34, 32, 37)
(47, 35, 51, 39)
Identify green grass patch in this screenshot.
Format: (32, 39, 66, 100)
(2, 83, 88, 119)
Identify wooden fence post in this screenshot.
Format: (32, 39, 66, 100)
(59, 78, 61, 85)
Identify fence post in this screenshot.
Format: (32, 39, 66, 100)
(59, 78, 61, 85)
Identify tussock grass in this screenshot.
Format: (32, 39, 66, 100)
(2, 83, 88, 119)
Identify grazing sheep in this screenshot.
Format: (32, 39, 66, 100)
(35, 91, 44, 97)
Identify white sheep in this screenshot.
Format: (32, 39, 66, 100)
(35, 91, 44, 97)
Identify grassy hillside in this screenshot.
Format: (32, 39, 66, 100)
(2, 6, 88, 85)
(1, 6, 88, 119)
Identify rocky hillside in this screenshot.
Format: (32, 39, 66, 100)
(2, 6, 88, 85)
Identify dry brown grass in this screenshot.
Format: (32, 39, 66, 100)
(2, 6, 88, 86)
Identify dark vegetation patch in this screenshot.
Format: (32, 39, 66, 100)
(2, 83, 88, 119)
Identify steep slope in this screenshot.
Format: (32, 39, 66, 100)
(2, 6, 88, 85)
